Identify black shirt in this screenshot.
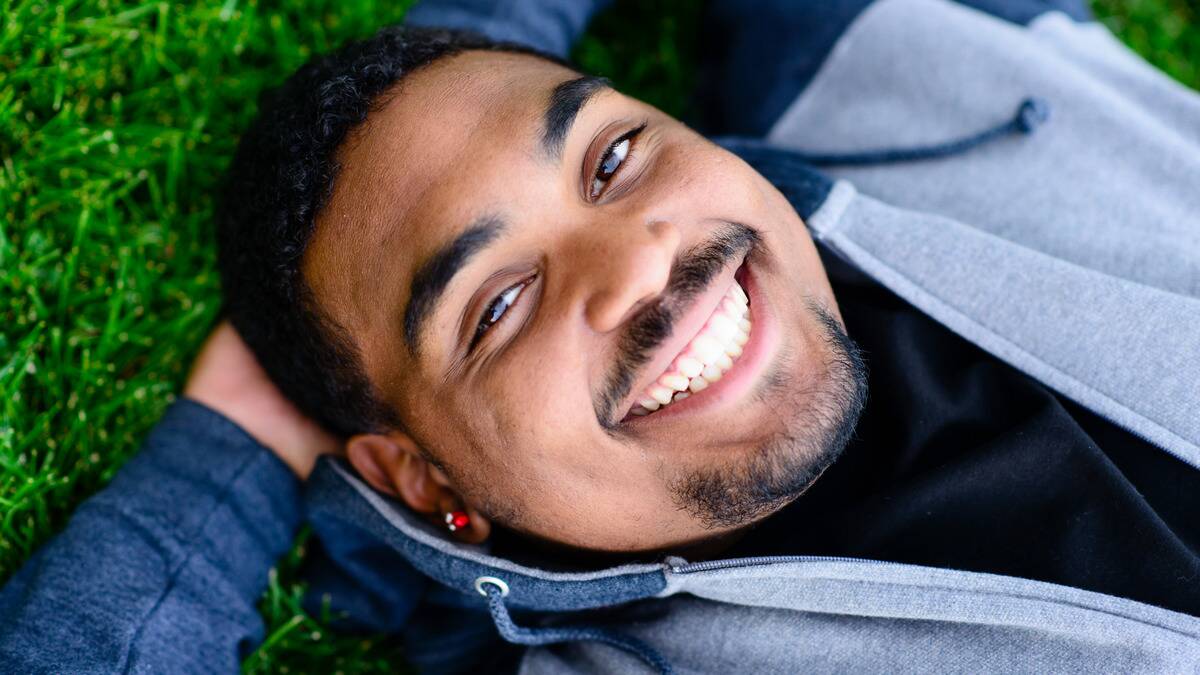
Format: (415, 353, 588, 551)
(734, 251, 1200, 617)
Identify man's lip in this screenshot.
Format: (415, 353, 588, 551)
(613, 257, 749, 424)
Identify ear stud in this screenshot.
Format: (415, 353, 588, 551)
(444, 510, 470, 532)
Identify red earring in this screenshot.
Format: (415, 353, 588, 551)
(444, 510, 470, 532)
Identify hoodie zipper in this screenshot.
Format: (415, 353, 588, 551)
(671, 554, 904, 574)
(665, 554, 1200, 645)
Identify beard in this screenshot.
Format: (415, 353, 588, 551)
(593, 220, 867, 531)
(666, 300, 868, 529)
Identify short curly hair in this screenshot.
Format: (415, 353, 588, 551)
(217, 26, 563, 437)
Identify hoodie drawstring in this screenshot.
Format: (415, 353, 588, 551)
(477, 578, 673, 675)
(727, 97, 1051, 167)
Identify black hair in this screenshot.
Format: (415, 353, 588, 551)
(217, 26, 563, 437)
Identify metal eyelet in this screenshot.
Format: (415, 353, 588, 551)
(474, 576, 510, 598)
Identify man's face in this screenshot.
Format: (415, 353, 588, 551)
(304, 51, 864, 553)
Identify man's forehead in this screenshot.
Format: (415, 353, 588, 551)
(326, 50, 572, 242)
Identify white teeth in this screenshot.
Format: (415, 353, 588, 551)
(632, 278, 756, 417)
(707, 313, 738, 341)
(727, 295, 746, 313)
(649, 386, 675, 406)
(689, 335, 725, 365)
(660, 373, 690, 392)
(701, 363, 723, 382)
(732, 283, 748, 305)
(676, 356, 704, 379)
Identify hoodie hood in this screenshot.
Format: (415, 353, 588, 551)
(307, 460, 670, 613)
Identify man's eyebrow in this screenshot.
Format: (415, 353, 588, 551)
(403, 215, 507, 355)
(541, 75, 611, 160)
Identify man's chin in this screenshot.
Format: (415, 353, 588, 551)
(666, 300, 868, 530)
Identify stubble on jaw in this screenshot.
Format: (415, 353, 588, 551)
(666, 300, 868, 529)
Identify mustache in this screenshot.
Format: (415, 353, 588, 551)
(595, 222, 762, 429)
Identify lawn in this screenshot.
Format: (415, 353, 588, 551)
(1, 0, 1196, 671)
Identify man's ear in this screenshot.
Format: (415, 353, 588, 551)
(345, 432, 440, 512)
(344, 432, 492, 544)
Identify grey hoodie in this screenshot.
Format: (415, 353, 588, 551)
(301, 0, 1200, 672)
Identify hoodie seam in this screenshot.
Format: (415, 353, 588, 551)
(671, 570, 1200, 639)
(824, 230, 1200, 469)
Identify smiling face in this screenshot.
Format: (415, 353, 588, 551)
(303, 50, 865, 554)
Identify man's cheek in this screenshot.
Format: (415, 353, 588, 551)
(668, 152, 762, 222)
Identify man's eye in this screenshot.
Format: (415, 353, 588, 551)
(471, 279, 529, 348)
(590, 124, 646, 199)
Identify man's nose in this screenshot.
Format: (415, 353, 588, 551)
(580, 219, 680, 334)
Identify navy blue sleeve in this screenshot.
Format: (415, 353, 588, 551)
(404, 0, 612, 58)
(0, 398, 302, 674)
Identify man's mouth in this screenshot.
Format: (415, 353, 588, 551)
(628, 268, 752, 417)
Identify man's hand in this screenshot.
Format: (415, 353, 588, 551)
(184, 320, 340, 478)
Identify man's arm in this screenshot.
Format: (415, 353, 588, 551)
(0, 323, 336, 674)
(405, 0, 612, 59)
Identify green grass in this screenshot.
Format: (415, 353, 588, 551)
(0, 0, 1195, 671)
(1093, 0, 1200, 88)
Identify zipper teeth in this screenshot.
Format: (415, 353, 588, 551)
(670, 555, 904, 574)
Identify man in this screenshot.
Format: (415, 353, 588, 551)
(3, 0, 1199, 672)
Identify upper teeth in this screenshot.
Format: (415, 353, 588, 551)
(631, 279, 751, 415)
